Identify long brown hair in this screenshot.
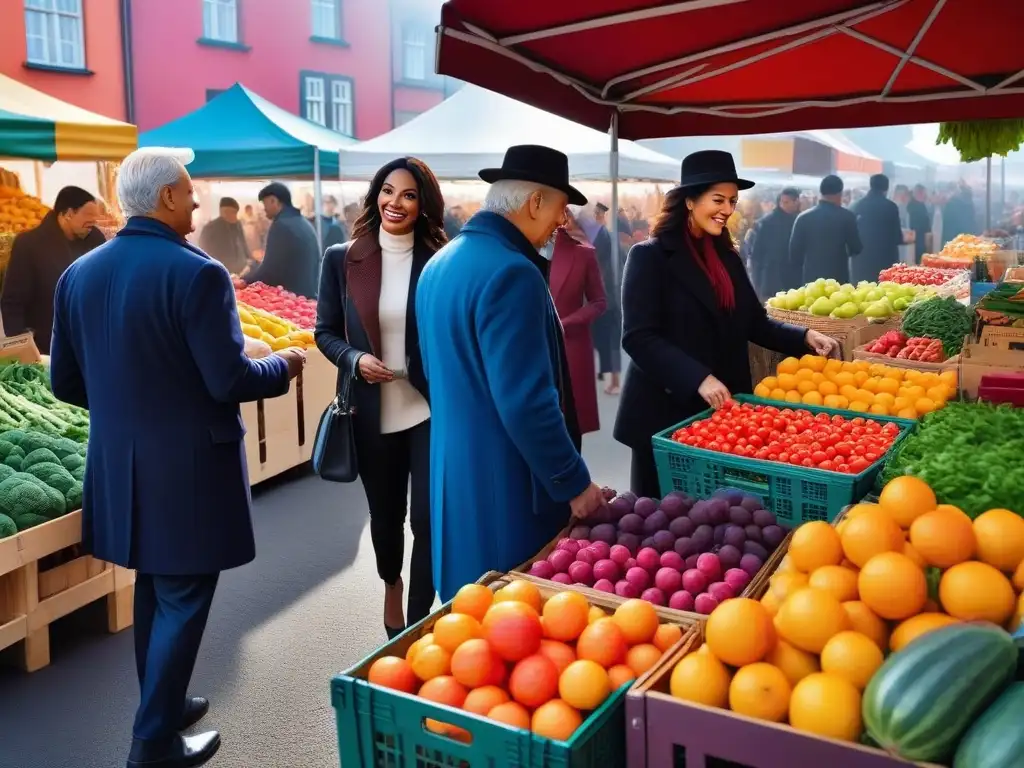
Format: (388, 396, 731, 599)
(651, 184, 737, 255)
(350, 157, 447, 251)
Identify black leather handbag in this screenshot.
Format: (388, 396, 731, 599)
(311, 358, 358, 483)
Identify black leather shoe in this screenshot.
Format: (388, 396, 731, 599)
(179, 697, 209, 731)
(127, 731, 221, 767)
(385, 623, 406, 640)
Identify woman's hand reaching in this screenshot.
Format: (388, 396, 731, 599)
(698, 374, 731, 410)
(358, 354, 394, 384)
(805, 329, 840, 358)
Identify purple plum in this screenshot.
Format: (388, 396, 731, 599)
(713, 524, 729, 546)
(616, 532, 641, 553)
(683, 554, 700, 570)
(762, 525, 786, 550)
(590, 523, 617, 544)
(618, 513, 644, 535)
(740, 495, 763, 513)
(715, 488, 745, 506)
(723, 525, 746, 549)
(716, 544, 742, 571)
(674, 537, 696, 558)
(669, 517, 695, 538)
(753, 509, 778, 528)
(739, 553, 764, 577)
(587, 505, 612, 525)
(691, 525, 714, 552)
(640, 537, 656, 551)
(634, 497, 659, 519)
(619, 491, 638, 505)
(744, 525, 763, 543)
(643, 510, 669, 535)
(688, 501, 711, 526)
(652, 530, 676, 553)
(569, 525, 591, 540)
(659, 495, 687, 520)
(743, 541, 769, 561)
(608, 496, 633, 521)
(728, 506, 753, 527)
(706, 498, 730, 525)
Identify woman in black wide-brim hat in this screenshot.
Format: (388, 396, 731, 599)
(612, 150, 840, 497)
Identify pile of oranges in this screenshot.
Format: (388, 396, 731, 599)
(753, 355, 958, 419)
(668, 476, 1024, 743)
(367, 579, 684, 742)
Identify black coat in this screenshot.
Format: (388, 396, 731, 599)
(851, 191, 903, 283)
(613, 233, 809, 451)
(246, 206, 321, 298)
(790, 200, 862, 285)
(906, 199, 931, 261)
(314, 236, 431, 447)
(751, 208, 797, 298)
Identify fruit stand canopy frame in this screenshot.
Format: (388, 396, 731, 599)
(435, 0, 1024, 139)
(0, 74, 137, 162)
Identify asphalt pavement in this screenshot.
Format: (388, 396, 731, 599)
(0, 391, 630, 768)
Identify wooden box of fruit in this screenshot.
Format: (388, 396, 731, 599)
(332, 571, 694, 768)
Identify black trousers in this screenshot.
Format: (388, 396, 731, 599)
(630, 446, 662, 499)
(593, 308, 622, 375)
(358, 418, 434, 626)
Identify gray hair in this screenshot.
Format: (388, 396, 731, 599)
(482, 180, 548, 216)
(117, 147, 193, 218)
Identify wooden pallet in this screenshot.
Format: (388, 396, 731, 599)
(0, 512, 134, 672)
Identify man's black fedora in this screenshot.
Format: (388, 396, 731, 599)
(677, 150, 754, 192)
(479, 145, 588, 206)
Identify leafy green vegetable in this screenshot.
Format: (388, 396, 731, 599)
(880, 402, 1024, 519)
(0, 364, 89, 441)
(0, 513, 15, 539)
(900, 296, 974, 358)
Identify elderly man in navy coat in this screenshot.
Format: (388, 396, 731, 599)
(50, 147, 306, 768)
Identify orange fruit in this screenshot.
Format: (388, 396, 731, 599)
(411, 644, 451, 681)
(706, 597, 775, 666)
(901, 540, 927, 568)
(770, 388, 788, 402)
(588, 606, 607, 624)
(463, 685, 509, 716)
(494, 580, 542, 613)
(761, 590, 781, 617)
(785, 391, 802, 404)
(771, 571, 809, 602)
(801, 391, 824, 406)
(653, 623, 684, 652)
(939, 561, 1016, 625)
(777, 357, 800, 375)
(858, 552, 927, 620)
(433, 613, 483, 653)
(452, 584, 494, 621)
(765, 639, 820, 687)
(762, 376, 780, 390)
(626, 643, 664, 677)
(450, 638, 496, 688)
(753, 383, 772, 398)
(608, 664, 636, 689)
(889, 613, 960, 652)
(788, 521, 843, 572)
(729, 663, 792, 722)
(774, 588, 849, 654)
(1014, 559, 1024, 592)
(487, 701, 531, 729)
(973, 509, 1024, 572)
(405, 633, 434, 664)
(419, 675, 468, 709)
(909, 507, 976, 568)
(841, 602, 889, 650)
(669, 650, 731, 708)
(840, 509, 904, 568)
(368, 656, 418, 693)
(531, 699, 582, 741)
(808, 566, 859, 602)
(820, 631, 883, 690)
(789, 673, 862, 742)
(559, 659, 611, 710)
(797, 380, 817, 395)
(577, 618, 628, 668)
(509, 653, 559, 708)
(482, 651, 508, 687)
(612, 599, 659, 645)
(538, 639, 576, 675)
(878, 476, 937, 529)
(482, 601, 543, 661)
(542, 591, 591, 642)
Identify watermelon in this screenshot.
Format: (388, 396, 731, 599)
(952, 682, 1024, 768)
(863, 622, 1017, 763)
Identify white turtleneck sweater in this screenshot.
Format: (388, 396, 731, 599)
(378, 228, 430, 434)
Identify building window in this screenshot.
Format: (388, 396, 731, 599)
(24, 0, 85, 70)
(203, 0, 238, 43)
(301, 72, 354, 136)
(311, 0, 341, 40)
(402, 26, 428, 81)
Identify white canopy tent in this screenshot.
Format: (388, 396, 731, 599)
(337, 85, 680, 183)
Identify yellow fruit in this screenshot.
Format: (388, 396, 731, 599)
(820, 631, 883, 690)
(818, 381, 839, 397)
(939, 561, 1016, 625)
(784, 391, 802, 404)
(788, 522, 843, 573)
(705, 598, 775, 667)
(840, 509, 903, 568)
(801, 391, 824, 406)
(761, 376, 779, 390)
(765, 639, 820, 686)
(808, 566, 859, 603)
(777, 357, 800, 375)
(789, 673, 862, 742)
(878, 476, 937, 529)
(769, 388, 787, 402)
(841, 602, 889, 650)
(849, 401, 869, 413)
(774, 588, 849, 654)
(771, 571, 809, 602)
(729, 663, 791, 722)
(753, 383, 771, 398)
(777, 373, 798, 391)
(897, 407, 918, 419)
(1014, 559, 1024, 592)
(797, 380, 817, 395)
(760, 590, 780, 616)
(972, 509, 1024, 572)
(889, 613, 960, 652)
(857, 552, 927, 620)
(909, 507, 976, 568)
(669, 650, 731, 708)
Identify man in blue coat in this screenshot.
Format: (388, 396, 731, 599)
(416, 145, 606, 601)
(50, 148, 305, 768)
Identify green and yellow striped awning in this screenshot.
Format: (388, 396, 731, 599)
(0, 74, 137, 162)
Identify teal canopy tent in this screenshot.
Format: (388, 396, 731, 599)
(137, 83, 355, 179)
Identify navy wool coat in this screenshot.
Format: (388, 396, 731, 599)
(613, 232, 809, 452)
(50, 216, 291, 575)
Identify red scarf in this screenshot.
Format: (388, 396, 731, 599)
(686, 232, 736, 312)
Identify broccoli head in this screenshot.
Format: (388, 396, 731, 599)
(0, 473, 66, 524)
(0, 440, 18, 461)
(65, 481, 82, 511)
(0, 429, 28, 447)
(49, 438, 83, 461)
(4, 448, 24, 472)
(13, 511, 50, 532)
(22, 448, 62, 471)
(0, 464, 16, 484)
(22, 462, 76, 497)
(19, 432, 56, 456)
(0, 513, 16, 538)
(61, 453, 84, 473)
(71, 465, 85, 482)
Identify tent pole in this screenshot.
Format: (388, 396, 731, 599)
(1000, 155, 1006, 221)
(610, 111, 620, 292)
(985, 155, 992, 233)
(313, 147, 324, 254)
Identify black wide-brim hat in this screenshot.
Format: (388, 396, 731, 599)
(479, 144, 588, 206)
(676, 149, 755, 192)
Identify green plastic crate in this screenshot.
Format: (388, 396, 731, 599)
(331, 574, 628, 768)
(651, 396, 916, 526)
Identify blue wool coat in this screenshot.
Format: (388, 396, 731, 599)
(416, 212, 591, 600)
(50, 216, 290, 575)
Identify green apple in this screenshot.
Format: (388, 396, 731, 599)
(863, 300, 893, 319)
(810, 297, 837, 316)
(831, 301, 861, 319)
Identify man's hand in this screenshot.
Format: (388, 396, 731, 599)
(277, 348, 307, 379)
(570, 482, 606, 521)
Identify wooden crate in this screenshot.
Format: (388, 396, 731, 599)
(0, 512, 134, 672)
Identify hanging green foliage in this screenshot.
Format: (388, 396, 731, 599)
(936, 119, 1024, 164)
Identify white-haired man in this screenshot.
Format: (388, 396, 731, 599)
(50, 148, 305, 768)
(415, 145, 606, 600)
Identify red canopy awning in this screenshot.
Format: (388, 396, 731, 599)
(436, 0, 1024, 140)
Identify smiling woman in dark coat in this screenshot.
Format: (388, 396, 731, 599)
(613, 151, 840, 497)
